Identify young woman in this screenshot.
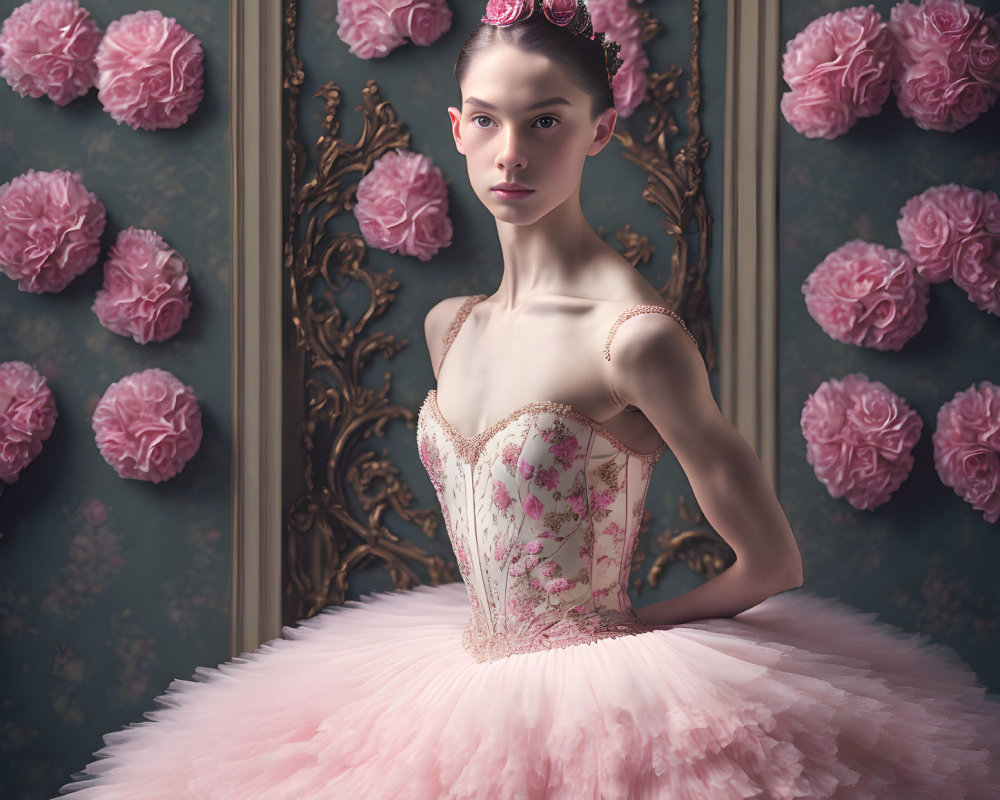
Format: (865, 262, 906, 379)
(61, 1, 999, 797)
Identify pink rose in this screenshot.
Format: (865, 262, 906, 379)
(890, 0, 1000, 132)
(0, 168, 105, 293)
(353, 149, 453, 261)
(802, 240, 929, 351)
(801, 373, 922, 510)
(898, 184, 1000, 311)
(95, 10, 204, 130)
(91, 368, 202, 483)
(589, 3, 649, 117)
(91, 228, 193, 344)
(482, 0, 530, 26)
(0, 0, 101, 105)
(0, 360, 58, 484)
(781, 6, 896, 138)
(391, 1, 452, 47)
(933, 381, 1000, 523)
(336, 0, 402, 59)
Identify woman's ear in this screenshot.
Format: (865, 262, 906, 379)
(448, 106, 466, 155)
(588, 107, 618, 156)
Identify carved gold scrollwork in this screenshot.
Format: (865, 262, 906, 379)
(282, 1, 455, 623)
(614, 0, 716, 374)
(282, 0, 726, 621)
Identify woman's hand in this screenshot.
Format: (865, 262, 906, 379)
(607, 310, 803, 627)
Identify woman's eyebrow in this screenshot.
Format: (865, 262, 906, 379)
(464, 96, 571, 111)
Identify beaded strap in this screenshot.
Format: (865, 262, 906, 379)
(603, 304, 699, 361)
(441, 293, 488, 364)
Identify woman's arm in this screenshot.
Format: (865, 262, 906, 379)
(607, 312, 803, 627)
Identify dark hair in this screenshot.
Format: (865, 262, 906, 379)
(454, 14, 617, 119)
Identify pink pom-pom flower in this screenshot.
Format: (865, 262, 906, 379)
(801, 373, 923, 511)
(0, 360, 58, 484)
(336, 0, 452, 60)
(802, 239, 929, 351)
(589, 0, 649, 118)
(781, 6, 897, 139)
(0, 168, 106, 293)
(91, 228, 192, 344)
(889, 0, 1000, 132)
(92, 368, 202, 483)
(95, 10, 204, 130)
(898, 183, 1000, 314)
(353, 149, 453, 261)
(933, 380, 1000, 523)
(0, 0, 101, 105)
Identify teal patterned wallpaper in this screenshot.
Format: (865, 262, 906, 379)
(290, 1, 730, 608)
(778, 0, 1000, 693)
(0, 1, 231, 798)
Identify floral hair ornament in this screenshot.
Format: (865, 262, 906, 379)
(482, 0, 624, 83)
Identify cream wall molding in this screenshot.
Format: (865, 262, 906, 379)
(230, 0, 285, 655)
(721, 0, 781, 489)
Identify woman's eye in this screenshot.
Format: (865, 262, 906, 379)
(471, 115, 494, 128)
(533, 116, 559, 129)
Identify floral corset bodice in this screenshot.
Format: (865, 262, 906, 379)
(417, 390, 667, 662)
(415, 295, 699, 662)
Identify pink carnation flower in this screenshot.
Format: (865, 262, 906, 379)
(933, 381, 1000, 523)
(0, 0, 101, 105)
(95, 10, 204, 130)
(890, 0, 1000, 132)
(337, 0, 450, 59)
(92, 368, 202, 483)
(898, 184, 1000, 314)
(0, 360, 58, 484)
(781, 5, 897, 138)
(0, 168, 106, 293)
(801, 373, 923, 510)
(589, 0, 649, 117)
(353, 149, 453, 261)
(802, 240, 929, 351)
(91, 228, 193, 344)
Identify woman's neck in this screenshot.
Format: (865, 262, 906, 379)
(492, 194, 606, 311)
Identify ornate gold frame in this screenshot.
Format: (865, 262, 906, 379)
(275, 0, 738, 625)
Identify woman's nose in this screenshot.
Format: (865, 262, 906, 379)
(496, 130, 526, 171)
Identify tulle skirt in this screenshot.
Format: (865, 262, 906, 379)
(60, 581, 1000, 799)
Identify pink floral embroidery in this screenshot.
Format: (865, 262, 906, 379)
(572, 604, 587, 614)
(549, 435, 581, 469)
(541, 561, 558, 578)
(456, 546, 469, 566)
(494, 542, 506, 561)
(493, 480, 512, 509)
(502, 443, 520, 468)
(589, 487, 616, 510)
(567, 492, 587, 517)
(517, 457, 535, 480)
(522, 540, 544, 554)
(538, 529, 559, 539)
(522, 492, 544, 520)
(545, 577, 573, 593)
(535, 465, 559, 490)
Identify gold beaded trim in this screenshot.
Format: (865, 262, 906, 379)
(603, 305, 699, 361)
(423, 389, 666, 465)
(440, 293, 488, 363)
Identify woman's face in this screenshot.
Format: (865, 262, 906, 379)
(448, 42, 617, 227)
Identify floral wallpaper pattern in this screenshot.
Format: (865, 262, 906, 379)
(778, 0, 1000, 695)
(0, 2, 231, 798)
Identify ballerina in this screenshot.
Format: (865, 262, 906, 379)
(60, 1, 1000, 798)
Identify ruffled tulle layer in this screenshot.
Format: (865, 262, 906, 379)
(60, 582, 1000, 799)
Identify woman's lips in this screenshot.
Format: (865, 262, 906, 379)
(491, 185, 534, 199)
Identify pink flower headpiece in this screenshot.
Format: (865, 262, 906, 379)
(482, 0, 623, 82)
